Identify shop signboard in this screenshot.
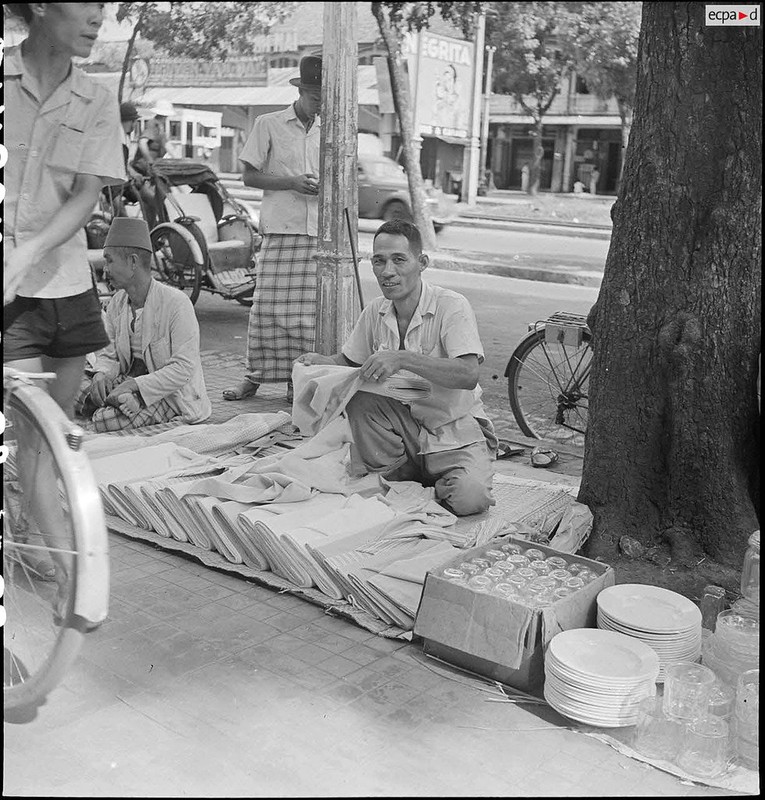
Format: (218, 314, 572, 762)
(403, 30, 475, 140)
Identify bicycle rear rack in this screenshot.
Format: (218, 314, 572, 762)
(529, 311, 589, 347)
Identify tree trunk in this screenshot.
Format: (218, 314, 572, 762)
(579, 3, 761, 574)
(118, 11, 143, 103)
(528, 116, 544, 196)
(372, 4, 437, 251)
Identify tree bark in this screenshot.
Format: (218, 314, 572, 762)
(118, 10, 144, 104)
(372, 4, 437, 251)
(528, 116, 544, 196)
(579, 3, 761, 570)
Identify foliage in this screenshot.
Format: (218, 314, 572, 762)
(116, 2, 297, 60)
(375, 1, 483, 38)
(571, 2, 641, 110)
(485, 1, 578, 117)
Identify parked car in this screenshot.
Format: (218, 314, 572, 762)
(357, 155, 456, 232)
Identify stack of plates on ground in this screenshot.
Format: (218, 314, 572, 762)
(597, 584, 703, 682)
(544, 628, 660, 727)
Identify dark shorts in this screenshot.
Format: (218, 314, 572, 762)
(3, 289, 110, 362)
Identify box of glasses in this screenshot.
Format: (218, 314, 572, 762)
(413, 535, 615, 692)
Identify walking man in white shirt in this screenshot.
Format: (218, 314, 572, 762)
(223, 55, 323, 403)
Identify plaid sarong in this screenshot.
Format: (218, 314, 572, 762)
(75, 371, 178, 433)
(245, 233, 318, 383)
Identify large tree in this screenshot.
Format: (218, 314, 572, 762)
(578, 2, 761, 595)
(371, 2, 483, 252)
(116, 1, 296, 101)
(572, 1, 641, 190)
(485, 2, 578, 195)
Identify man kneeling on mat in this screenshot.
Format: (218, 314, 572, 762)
(75, 218, 211, 432)
(296, 219, 497, 517)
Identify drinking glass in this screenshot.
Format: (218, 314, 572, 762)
(442, 567, 467, 584)
(529, 560, 551, 575)
(501, 543, 523, 556)
(485, 549, 505, 562)
(663, 662, 716, 722)
(495, 560, 516, 574)
(577, 569, 597, 584)
(471, 558, 492, 570)
(468, 575, 493, 593)
(546, 556, 568, 570)
(707, 681, 736, 721)
(565, 577, 585, 591)
(484, 567, 505, 582)
(567, 562, 585, 575)
(460, 562, 480, 575)
(549, 569, 572, 584)
(493, 582, 516, 599)
(525, 548, 545, 562)
(676, 717, 730, 778)
(553, 587, 573, 600)
(516, 567, 537, 581)
(508, 554, 531, 568)
(508, 573, 527, 589)
(632, 695, 684, 760)
(735, 669, 759, 731)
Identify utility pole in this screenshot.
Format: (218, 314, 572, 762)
(461, 11, 486, 205)
(479, 45, 496, 190)
(315, 2, 359, 356)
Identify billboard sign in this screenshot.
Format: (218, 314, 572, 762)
(404, 31, 475, 139)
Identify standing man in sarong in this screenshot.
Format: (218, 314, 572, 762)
(223, 55, 322, 403)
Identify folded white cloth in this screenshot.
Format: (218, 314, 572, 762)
(292, 363, 431, 436)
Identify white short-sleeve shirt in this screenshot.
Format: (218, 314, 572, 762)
(342, 281, 492, 454)
(4, 46, 127, 298)
(238, 105, 320, 236)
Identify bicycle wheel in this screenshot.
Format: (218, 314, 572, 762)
(506, 328, 592, 446)
(3, 383, 109, 711)
(149, 223, 203, 304)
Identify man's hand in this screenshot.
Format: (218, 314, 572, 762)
(291, 173, 320, 195)
(89, 373, 112, 407)
(4, 240, 44, 305)
(360, 351, 405, 383)
(295, 352, 337, 367)
(106, 377, 140, 406)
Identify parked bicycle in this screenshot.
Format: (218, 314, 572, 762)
(504, 311, 592, 446)
(3, 368, 110, 711)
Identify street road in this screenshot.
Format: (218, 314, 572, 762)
(195, 261, 600, 439)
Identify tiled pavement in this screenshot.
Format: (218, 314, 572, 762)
(3, 353, 749, 796)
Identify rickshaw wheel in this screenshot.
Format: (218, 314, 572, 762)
(149, 225, 203, 304)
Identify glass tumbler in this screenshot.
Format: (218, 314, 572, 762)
(663, 662, 716, 723)
(508, 554, 531, 568)
(468, 575, 493, 593)
(495, 560, 516, 574)
(525, 548, 545, 562)
(484, 567, 505, 582)
(471, 558, 492, 570)
(632, 695, 684, 760)
(501, 543, 523, 556)
(567, 562, 585, 575)
(707, 681, 736, 721)
(546, 556, 569, 570)
(460, 562, 481, 575)
(442, 567, 467, 584)
(676, 717, 730, 778)
(516, 567, 537, 582)
(549, 569, 572, 584)
(529, 560, 551, 575)
(485, 549, 505, 562)
(735, 669, 759, 733)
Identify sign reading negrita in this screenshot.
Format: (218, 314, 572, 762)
(403, 31, 476, 139)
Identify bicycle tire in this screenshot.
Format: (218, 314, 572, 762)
(506, 327, 592, 445)
(3, 383, 109, 711)
(149, 223, 203, 304)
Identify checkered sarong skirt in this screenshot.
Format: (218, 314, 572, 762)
(246, 233, 318, 382)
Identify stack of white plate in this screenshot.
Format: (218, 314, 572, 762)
(597, 584, 703, 682)
(544, 628, 660, 727)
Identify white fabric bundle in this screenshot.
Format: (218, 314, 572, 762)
(291, 363, 431, 435)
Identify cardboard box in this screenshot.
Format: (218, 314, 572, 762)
(413, 536, 615, 692)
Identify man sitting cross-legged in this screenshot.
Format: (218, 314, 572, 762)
(296, 219, 497, 517)
(75, 218, 211, 432)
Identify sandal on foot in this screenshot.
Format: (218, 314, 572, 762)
(222, 381, 260, 401)
(530, 446, 559, 468)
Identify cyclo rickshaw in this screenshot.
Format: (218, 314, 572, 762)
(86, 158, 261, 307)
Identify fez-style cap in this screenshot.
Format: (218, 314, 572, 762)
(289, 55, 322, 88)
(104, 218, 153, 252)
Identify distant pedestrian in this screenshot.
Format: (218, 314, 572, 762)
(131, 99, 173, 227)
(223, 55, 322, 403)
(589, 167, 600, 195)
